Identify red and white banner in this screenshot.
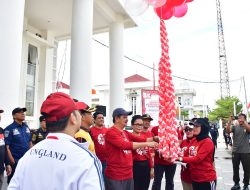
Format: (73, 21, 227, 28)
(141, 89, 159, 126)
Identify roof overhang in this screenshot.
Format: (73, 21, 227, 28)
(24, 0, 137, 40)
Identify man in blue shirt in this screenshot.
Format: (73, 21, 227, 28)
(4, 107, 32, 184)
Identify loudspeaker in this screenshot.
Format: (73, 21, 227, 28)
(95, 105, 106, 116)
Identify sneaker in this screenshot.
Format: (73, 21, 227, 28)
(243, 186, 249, 190)
(231, 184, 241, 190)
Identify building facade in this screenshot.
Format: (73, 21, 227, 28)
(0, 0, 136, 128)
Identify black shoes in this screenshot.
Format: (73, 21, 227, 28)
(243, 186, 249, 190)
(231, 184, 241, 190)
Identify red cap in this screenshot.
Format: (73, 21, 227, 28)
(76, 102, 96, 113)
(41, 92, 77, 122)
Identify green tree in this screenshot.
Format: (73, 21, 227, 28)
(208, 96, 242, 121)
(181, 110, 189, 120)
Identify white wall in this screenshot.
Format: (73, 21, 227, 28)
(0, 0, 25, 127)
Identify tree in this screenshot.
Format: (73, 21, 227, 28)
(181, 110, 189, 120)
(208, 96, 242, 121)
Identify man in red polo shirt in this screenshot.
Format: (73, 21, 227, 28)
(151, 126, 177, 190)
(90, 111, 108, 176)
(141, 114, 154, 137)
(105, 108, 158, 190)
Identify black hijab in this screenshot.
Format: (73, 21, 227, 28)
(194, 118, 210, 141)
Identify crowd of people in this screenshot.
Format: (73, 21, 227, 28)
(0, 92, 250, 190)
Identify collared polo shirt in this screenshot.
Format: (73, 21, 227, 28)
(8, 133, 104, 190)
(231, 125, 250, 153)
(4, 121, 31, 161)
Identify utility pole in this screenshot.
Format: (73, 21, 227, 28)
(216, 0, 230, 98)
(242, 76, 249, 120)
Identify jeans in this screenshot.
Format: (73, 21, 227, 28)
(152, 164, 177, 190)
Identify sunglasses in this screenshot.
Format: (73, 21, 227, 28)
(184, 128, 193, 132)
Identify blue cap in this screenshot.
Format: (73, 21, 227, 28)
(112, 108, 132, 118)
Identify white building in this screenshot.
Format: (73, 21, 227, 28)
(57, 74, 157, 126)
(0, 0, 136, 128)
(174, 82, 196, 120)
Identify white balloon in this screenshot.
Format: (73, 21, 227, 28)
(124, 0, 149, 16)
(148, 0, 167, 8)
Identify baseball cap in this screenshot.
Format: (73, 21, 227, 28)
(41, 92, 77, 122)
(75, 102, 96, 113)
(189, 118, 198, 125)
(185, 124, 194, 129)
(39, 115, 46, 122)
(12, 107, 27, 115)
(142, 114, 153, 121)
(112, 108, 132, 118)
(0, 109, 3, 113)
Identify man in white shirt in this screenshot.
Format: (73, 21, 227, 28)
(8, 92, 104, 190)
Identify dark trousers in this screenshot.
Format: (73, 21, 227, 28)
(152, 164, 177, 190)
(7, 163, 17, 184)
(232, 153, 250, 186)
(192, 180, 216, 190)
(105, 177, 134, 190)
(133, 160, 150, 190)
(101, 160, 107, 178)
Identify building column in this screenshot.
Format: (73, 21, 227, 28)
(109, 22, 124, 124)
(70, 0, 93, 104)
(0, 0, 25, 126)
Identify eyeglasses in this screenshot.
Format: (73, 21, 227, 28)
(133, 123, 143, 127)
(184, 128, 193, 132)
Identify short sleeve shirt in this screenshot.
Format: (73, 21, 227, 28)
(4, 121, 31, 161)
(231, 125, 250, 153)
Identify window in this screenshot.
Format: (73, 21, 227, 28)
(178, 97, 182, 105)
(131, 96, 137, 115)
(25, 44, 38, 116)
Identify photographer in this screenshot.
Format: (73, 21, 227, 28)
(226, 114, 250, 190)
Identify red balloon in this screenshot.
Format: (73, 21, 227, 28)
(168, 0, 186, 6)
(186, 0, 193, 3)
(154, 2, 174, 20)
(174, 3, 188, 18)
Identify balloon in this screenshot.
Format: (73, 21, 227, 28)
(154, 2, 174, 20)
(174, 3, 188, 18)
(168, 0, 186, 6)
(124, 0, 149, 16)
(186, 0, 193, 2)
(148, 0, 167, 8)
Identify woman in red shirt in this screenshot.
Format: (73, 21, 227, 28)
(131, 115, 153, 190)
(178, 118, 217, 190)
(180, 124, 195, 190)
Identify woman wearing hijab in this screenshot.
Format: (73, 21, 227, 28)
(177, 118, 217, 190)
